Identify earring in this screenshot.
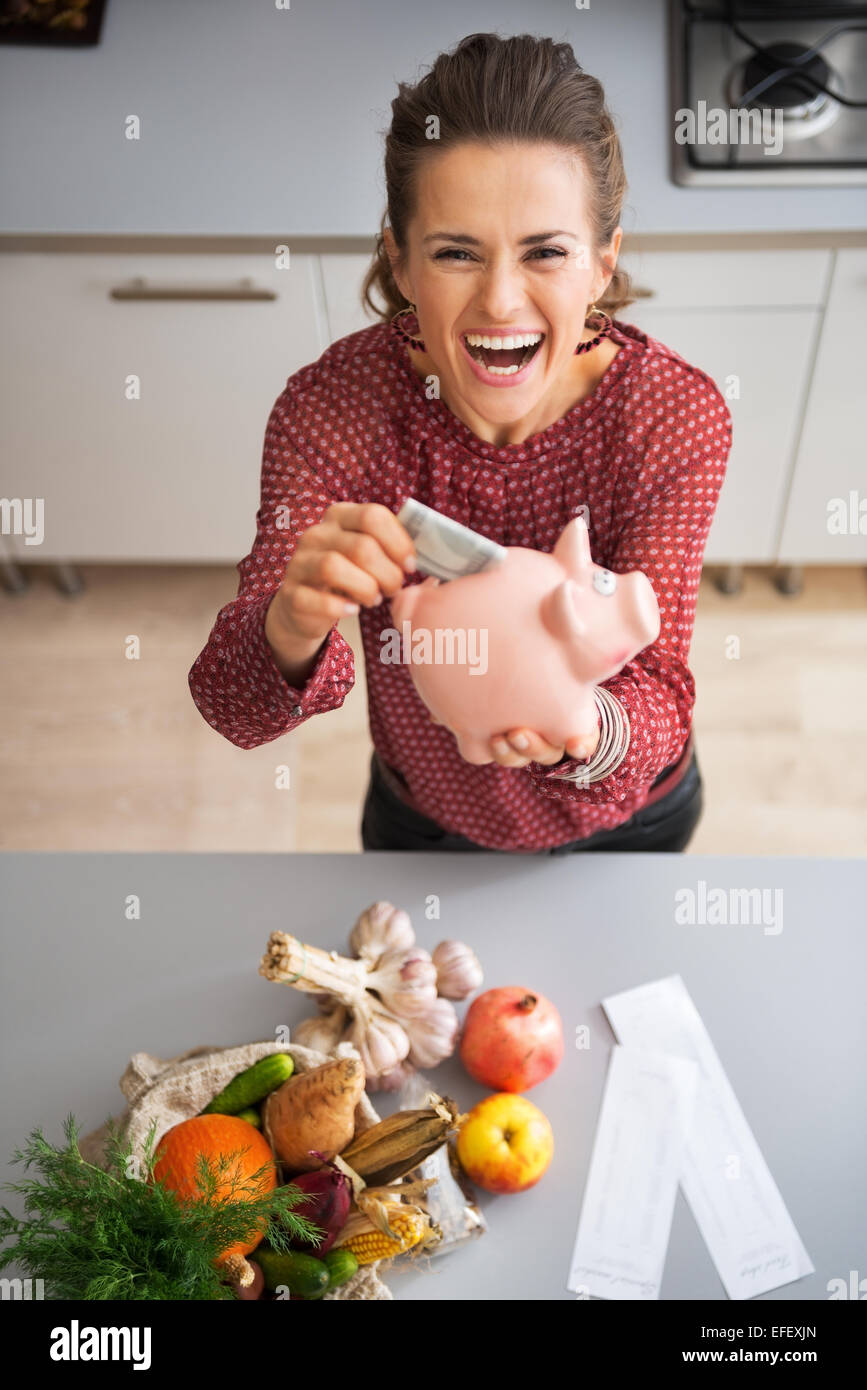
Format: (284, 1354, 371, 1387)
(390, 302, 426, 352)
(574, 303, 614, 356)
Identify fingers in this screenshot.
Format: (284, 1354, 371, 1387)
(292, 546, 384, 609)
(489, 728, 566, 768)
(564, 707, 602, 761)
(324, 501, 417, 576)
(298, 528, 408, 608)
(274, 582, 360, 640)
(565, 725, 601, 761)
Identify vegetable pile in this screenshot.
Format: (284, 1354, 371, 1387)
(0, 1050, 461, 1301)
(0, 902, 497, 1301)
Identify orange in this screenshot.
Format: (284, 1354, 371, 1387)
(153, 1114, 277, 1261)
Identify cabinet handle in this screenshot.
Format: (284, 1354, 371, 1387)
(631, 285, 656, 299)
(109, 277, 277, 302)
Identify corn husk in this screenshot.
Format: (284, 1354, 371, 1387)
(394, 1069, 487, 1256)
(338, 1093, 462, 1187)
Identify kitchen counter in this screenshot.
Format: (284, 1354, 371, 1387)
(1, 0, 864, 238)
(1, 851, 864, 1301)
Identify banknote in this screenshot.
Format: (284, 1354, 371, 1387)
(397, 498, 507, 582)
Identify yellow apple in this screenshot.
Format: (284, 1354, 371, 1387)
(456, 1093, 554, 1194)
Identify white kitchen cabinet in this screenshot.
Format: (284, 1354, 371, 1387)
(3, 244, 860, 569)
(623, 249, 830, 565)
(0, 253, 327, 562)
(320, 252, 380, 345)
(778, 248, 867, 563)
(623, 306, 821, 564)
(620, 248, 829, 311)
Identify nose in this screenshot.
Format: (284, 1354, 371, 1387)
(474, 259, 528, 324)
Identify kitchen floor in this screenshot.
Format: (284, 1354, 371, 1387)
(1, 564, 864, 855)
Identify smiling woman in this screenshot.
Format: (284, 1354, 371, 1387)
(368, 51, 630, 447)
(188, 32, 733, 854)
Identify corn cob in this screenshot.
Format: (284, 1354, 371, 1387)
(338, 1096, 461, 1187)
(335, 1204, 432, 1266)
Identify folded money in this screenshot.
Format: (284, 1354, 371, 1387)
(397, 497, 507, 582)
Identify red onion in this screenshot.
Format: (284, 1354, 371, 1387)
(285, 1158, 352, 1254)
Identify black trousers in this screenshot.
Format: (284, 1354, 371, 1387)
(360, 747, 704, 855)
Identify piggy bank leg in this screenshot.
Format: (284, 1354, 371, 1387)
(453, 731, 495, 765)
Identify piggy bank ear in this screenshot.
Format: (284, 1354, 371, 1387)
(553, 515, 592, 574)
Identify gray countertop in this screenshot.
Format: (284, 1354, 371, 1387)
(1, 852, 864, 1302)
(1, 0, 864, 238)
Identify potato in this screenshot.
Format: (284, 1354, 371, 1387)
(263, 1057, 364, 1172)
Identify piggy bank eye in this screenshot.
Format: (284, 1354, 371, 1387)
(593, 569, 617, 596)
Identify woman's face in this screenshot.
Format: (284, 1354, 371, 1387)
(386, 140, 622, 440)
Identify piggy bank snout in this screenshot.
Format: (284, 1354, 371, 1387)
(621, 571, 660, 648)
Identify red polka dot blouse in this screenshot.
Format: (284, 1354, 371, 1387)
(189, 317, 732, 851)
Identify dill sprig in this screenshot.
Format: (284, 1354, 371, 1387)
(0, 1114, 324, 1300)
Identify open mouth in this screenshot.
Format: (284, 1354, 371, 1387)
(462, 331, 545, 377)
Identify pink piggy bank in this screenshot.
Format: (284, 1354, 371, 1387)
(389, 515, 660, 764)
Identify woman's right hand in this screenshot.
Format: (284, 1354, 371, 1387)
(265, 502, 417, 684)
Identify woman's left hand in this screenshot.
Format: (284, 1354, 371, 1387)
(487, 725, 601, 768)
(428, 712, 601, 767)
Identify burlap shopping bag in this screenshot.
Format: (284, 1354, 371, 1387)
(80, 1038, 392, 1301)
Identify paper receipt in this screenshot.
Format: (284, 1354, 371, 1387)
(566, 1045, 698, 1300)
(602, 975, 815, 1300)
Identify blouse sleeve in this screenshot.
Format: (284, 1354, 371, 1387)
(526, 370, 732, 805)
(188, 381, 356, 749)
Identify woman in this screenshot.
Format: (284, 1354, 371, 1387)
(189, 33, 732, 855)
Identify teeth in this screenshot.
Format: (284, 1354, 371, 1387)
(465, 331, 543, 349)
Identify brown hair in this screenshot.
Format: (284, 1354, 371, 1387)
(361, 32, 633, 323)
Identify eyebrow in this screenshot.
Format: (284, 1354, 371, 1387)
(422, 230, 578, 246)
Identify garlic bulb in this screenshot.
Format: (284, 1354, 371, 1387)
(292, 1004, 348, 1056)
(346, 1003, 411, 1083)
(374, 1060, 417, 1093)
(261, 918, 483, 1093)
(405, 997, 460, 1070)
(367, 947, 439, 1018)
(432, 939, 484, 1000)
(350, 901, 415, 967)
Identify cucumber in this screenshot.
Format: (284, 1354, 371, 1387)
(256, 1248, 330, 1300)
(203, 1053, 294, 1115)
(323, 1249, 358, 1289)
(234, 1107, 261, 1129)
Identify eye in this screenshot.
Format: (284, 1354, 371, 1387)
(432, 246, 568, 263)
(593, 569, 617, 596)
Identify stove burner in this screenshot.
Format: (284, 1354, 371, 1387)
(741, 42, 831, 113)
(726, 40, 843, 143)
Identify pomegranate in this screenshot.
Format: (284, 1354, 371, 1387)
(459, 986, 563, 1092)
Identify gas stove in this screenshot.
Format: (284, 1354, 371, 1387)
(670, 1, 867, 184)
